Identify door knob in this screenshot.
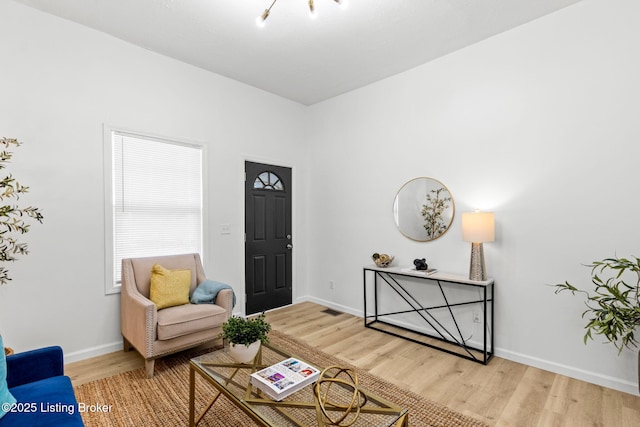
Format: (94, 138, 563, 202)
(286, 243, 293, 250)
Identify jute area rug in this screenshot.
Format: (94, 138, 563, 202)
(74, 330, 488, 427)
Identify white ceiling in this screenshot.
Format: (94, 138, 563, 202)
(13, 0, 583, 105)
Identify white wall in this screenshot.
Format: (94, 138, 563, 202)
(305, 0, 640, 395)
(0, 1, 308, 359)
(2, 0, 639, 396)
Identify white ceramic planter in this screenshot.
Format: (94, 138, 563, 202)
(229, 340, 261, 364)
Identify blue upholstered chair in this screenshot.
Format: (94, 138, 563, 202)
(1, 346, 84, 426)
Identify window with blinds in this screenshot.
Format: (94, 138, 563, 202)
(105, 129, 203, 293)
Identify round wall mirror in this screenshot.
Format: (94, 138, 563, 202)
(393, 177, 455, 241)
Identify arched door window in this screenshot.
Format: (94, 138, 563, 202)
(253, 171, 284, 191)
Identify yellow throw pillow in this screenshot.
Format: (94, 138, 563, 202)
(150, 264, 191, 310)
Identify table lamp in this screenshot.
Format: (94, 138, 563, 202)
(462, 211, 494, 281)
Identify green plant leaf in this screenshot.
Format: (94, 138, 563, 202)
(553, 255, 640, 353)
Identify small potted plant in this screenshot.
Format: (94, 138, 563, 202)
(221, 313, 271, 363)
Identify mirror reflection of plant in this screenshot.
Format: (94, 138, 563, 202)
(421, 187, 451, 239)
(0, 137, 44, 285)
(554, 257, 640, 354)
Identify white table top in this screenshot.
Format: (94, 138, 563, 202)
(364, 265, 494, 286)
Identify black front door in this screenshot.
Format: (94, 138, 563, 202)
(244, 161, 292, 314)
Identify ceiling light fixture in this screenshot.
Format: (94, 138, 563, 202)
(308, 0, 316, 19)
(256, 0, 347, 27)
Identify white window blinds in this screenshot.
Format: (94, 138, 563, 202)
(111, 131, 203, 286)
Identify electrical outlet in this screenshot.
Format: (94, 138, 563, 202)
(220, 224, 231, 235)
(473, 311, 481, 323)
(329, 280, 335, 290)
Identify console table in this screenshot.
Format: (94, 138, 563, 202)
(363, 265, 494, 364)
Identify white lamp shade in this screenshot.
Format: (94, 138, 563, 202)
(462, 212, 495, 243)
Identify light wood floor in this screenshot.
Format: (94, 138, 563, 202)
(66, 302, 640, 426)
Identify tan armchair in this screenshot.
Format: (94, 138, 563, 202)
(120, 253, 233, 378)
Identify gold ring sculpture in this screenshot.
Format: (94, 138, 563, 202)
(313, 366, 368, 426)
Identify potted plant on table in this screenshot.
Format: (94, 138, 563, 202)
(221, 313, 271, 364)
(554, 256, 640, 391)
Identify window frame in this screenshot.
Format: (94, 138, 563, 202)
(253, 171, 285, 191)
(103, 125, 208, 294)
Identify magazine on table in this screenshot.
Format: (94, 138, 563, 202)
(401, 267, 438, 276)
(250, 357, 320, 401)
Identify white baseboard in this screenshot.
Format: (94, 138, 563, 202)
(299, 295, 639, 396)
(64, 340, 123, 364)
(495, 348, 638, 396)
(63, 297, 639, 396)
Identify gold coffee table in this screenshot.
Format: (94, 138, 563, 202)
(189, 342, 408, 426)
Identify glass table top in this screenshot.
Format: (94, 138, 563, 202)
(190, 342, 408, 427)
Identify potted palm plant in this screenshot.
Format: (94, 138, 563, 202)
(221, 313, 271, 364)
(554, 256, 640, 391)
